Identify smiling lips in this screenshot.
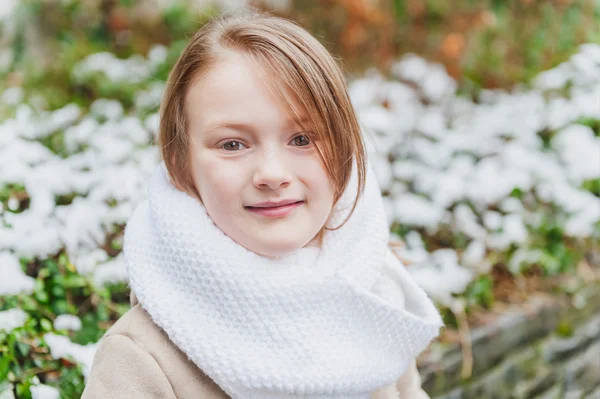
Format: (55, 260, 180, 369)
(245, 200, 304, 218)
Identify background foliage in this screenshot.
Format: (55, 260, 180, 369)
(1, 0, 599, 398)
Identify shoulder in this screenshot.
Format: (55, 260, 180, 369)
(98, 304, 229, 398)
(103, 303, 169, 352)
(104, 303, 193, 370)
(82, 308, 177, 399)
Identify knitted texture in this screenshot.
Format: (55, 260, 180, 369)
(124, 161, 443, 399)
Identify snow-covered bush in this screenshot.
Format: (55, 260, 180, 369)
(0, 5, 598, 393)
(350, 44, 600, 306)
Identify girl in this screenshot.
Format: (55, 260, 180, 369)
(82, 9, 443, 399)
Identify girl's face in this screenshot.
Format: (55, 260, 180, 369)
(185, 51, 335, 258)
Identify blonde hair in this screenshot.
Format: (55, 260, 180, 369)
(158, 9, 366, 237)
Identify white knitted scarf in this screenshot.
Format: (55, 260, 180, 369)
(124, 160, 443, 399)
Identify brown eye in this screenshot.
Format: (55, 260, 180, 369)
(221, 141, 246, 151)
(292, 135, 311, 147)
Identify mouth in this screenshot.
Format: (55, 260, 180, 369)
(245, 200, 304, 218)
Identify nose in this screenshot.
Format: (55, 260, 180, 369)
(252, 148, 292, 190)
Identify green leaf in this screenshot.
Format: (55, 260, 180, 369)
(0, 354, 12, 381)
(15, 381, 33, 399)
(62, 275, 87, 289)
(465, 275, 494, 308)
(40, 319, 53, 332)
(555, 320, 574, 337)
(582, 178, 600, 197)
(34, 290, 49, 305)
(16, 341, 31, 357)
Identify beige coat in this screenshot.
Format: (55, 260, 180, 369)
(82, 294, 430, 399)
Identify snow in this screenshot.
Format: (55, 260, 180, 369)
(72, 53, 152, 84)
(53, 314, 82, 331)
(0, 0, 17, 20)
(391, 54, 429, 84)
(93, 255, 128, 287)
(0, 50, 159, 272)
(394, 193, 445, 229)
(462, 240, 488, 271)
(552, 124, 600, 183)
(0, 252, 35, 296)
(1, 87, 24, 105)
(135, 83, 165, 111)
(0, 34, 598, 374)
(420, 64, 457, 103)
(483, 211, 503, 231)
(509, 248, 543, 274)
(349, 44, 600, 303)
(0, 384, 15, 399)
(147, 44, 168, 66)
(453, 204, 487, 240)
(30, 384, 59, 399)
(408, 249, 474, 306)
(486, 214, 529, 251)
(44, 333, 97, 379)
(90, 99, 123, 121)
(0, 308, 28, 332)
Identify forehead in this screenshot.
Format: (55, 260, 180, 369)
(185, 51, 306, 133)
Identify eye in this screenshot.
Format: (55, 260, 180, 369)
(291, 134, 311, 147)
(220, 140, 246, 151)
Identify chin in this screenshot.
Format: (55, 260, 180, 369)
(253, 238, 305, 258)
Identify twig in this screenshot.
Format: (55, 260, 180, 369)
(389, 240, 414, 266)
(578, 259, 598, 284)
(451, 298, 473, 380)
(17, 365, 57, 382)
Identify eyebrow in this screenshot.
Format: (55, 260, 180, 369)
(203, 117, 310, 136)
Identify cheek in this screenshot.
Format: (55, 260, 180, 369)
(296, 156, 335, 203)
(192, 153, 246, 207)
